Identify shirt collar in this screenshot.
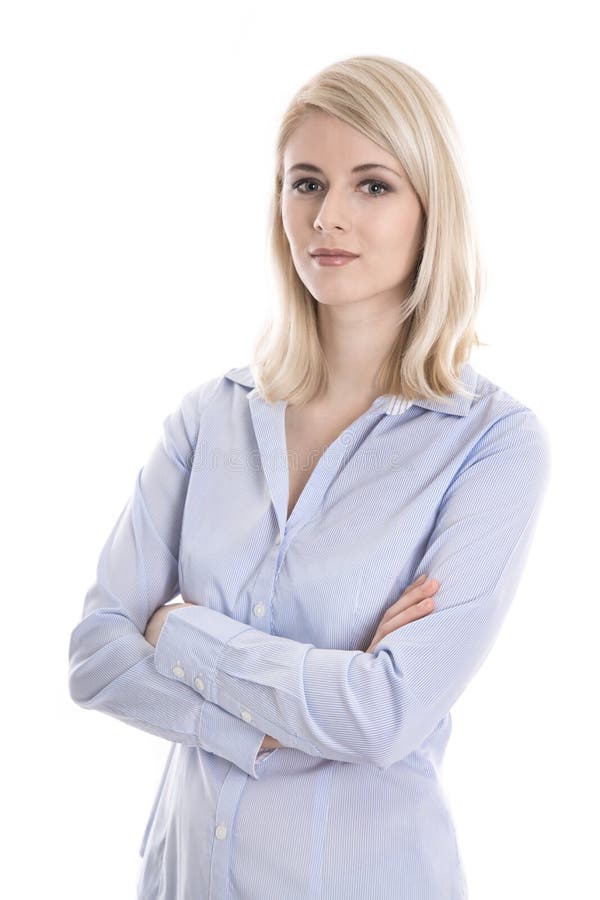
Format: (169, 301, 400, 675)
(224, 362, 478, 418)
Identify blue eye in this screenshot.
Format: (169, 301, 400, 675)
(291, 178, 391, 197)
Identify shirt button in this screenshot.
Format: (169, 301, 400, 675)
(194, 676, 205, 691)
(241, 710, 252, 722)
(253, 602, 265, 617)
(215, 824, 227, 840)
(172, 664, 185, 678)
(274, 533, 281, 545)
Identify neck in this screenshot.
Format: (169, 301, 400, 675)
(316, 302, 403, 402)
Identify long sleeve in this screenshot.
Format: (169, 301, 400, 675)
(67, 379, 268, 779)
(153, 407, 551, 770)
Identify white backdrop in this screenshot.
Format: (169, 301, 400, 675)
(2, 1, 597, 897)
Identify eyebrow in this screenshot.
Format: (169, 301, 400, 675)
(285, 162, 402, 179)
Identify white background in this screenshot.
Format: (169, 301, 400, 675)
(2, 1, 598, 897)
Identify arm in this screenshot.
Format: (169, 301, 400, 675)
(67, 378, 269, 779)
(145, 600, 284, 753)
(154, 407, 551, 769)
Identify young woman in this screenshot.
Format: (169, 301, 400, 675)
(68, 55, 551, 899)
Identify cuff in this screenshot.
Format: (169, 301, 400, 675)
(199, 700, 266, 780)
(153, 604, 253, 703)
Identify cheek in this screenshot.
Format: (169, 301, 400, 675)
(366, 210, 420, 259)
(281, 211, 306, 255)
(281, 196, 302, 228)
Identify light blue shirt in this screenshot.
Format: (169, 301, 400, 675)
(68, 361, 551, 899)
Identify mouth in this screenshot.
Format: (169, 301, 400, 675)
(310, 253, 359, 268)
(309, 249, 359, 258)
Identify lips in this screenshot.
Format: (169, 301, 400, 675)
(310, 253, 358, 268)
(310, 249, 359, 258)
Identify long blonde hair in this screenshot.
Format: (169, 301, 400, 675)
(252, 55, 486, 406)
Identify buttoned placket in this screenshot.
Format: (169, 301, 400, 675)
(235, 391, 407, 712)
(204, 387, 412, 899)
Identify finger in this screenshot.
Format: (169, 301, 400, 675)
(372, 596, 435, 645)
(381, 578, 439, 623)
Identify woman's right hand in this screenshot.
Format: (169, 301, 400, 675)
(365, 573, 439, 654)
(259, 734, 282, 752)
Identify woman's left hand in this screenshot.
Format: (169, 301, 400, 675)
(144, 601, 196, 647)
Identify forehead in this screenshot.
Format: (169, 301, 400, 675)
(283, 110, 404, 176)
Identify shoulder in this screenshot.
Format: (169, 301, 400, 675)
(174, 362, 255, 434)
(462, 364, 552, 492)
(469, 366, 549, 440)
(175, 373, 224, 428)
(166, 368, 240, 458)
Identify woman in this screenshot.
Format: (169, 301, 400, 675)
(68, 55, 551, 899)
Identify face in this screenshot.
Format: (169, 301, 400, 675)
(281, 109, 425, 311)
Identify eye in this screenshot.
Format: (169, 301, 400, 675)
(291, 178, 391, 197)
(359, 180, 391, 197)
(291, 178, 323, 194)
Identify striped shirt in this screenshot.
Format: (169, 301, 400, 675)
(68, 360, 551, 899)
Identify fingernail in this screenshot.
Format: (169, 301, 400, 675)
(417, 574, 427, 583)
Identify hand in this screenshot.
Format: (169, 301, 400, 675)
(365, 574, 439, 654)
(144, 601, 196, 648)
(259, 735, 283, 751)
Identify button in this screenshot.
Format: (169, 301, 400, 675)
(253, 602, 265, 617)
(274, 533, 281, 545)
(172, 664, 185, 678)
(241, 710, 252, 722)
(194, 676, 205, 691)
(215, 824, 227, 840)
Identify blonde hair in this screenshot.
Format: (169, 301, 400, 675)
(251, 54, 487, 406)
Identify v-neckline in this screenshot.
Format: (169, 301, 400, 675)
(281, 396, 389, 528)
(247, 388, 398, 539)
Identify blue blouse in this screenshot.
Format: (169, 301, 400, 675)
(68, 361, 551, 899)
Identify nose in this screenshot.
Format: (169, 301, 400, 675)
(312, 188, 351, 232)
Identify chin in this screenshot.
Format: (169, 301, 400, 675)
(311, 293, 360, 307)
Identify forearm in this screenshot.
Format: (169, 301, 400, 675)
(153, 407, 551, 768)
(150, 604, 285, 754)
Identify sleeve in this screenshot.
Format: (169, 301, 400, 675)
(153, 407, 552, 769)
(67, 379, 268, 780)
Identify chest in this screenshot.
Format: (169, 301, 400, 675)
(284, 402, 373, 522)
(178, 385, 460, 651)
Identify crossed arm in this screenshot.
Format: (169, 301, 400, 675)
(143, 571, 441, 753)
(68, 382, 276, 780)
(68, 381, 551, 775)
